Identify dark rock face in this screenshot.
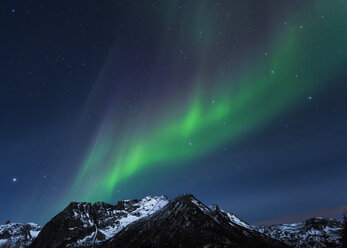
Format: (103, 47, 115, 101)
(340, 216, 347, 248)
(0, 222, 41, 248)
(29, 196, 169, 248)
(5, 194, 341, 248)
(103, 194, 289, 248)
(256, 217, 344, 248)
(29, 202, 95, 248)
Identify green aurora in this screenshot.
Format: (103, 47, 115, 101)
(71, 1, 347, 202)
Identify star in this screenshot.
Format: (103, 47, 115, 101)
(188, 142, 192, 146)
(12, 177, 17, 182)
(11, 9, 15, 13)
(308, 96, 312, 100)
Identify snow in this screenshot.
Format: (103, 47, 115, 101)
(225, 212, 250, 229)
(99, 226, 119, 239)
(77, 232, 95, 245)
(0, 222, 42, 248)
(2, 196, 342, 248)
(71, 195, 169, 245)
(30, 230, 40, 238)
(0, 239, 8, 245)
(191, 199, 210, 214)
(254, 218, 343, 248)
(99, 195, 169, 238)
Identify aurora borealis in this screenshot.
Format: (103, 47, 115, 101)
(72, 1, 347, 202)
(1, 0, 347, 225)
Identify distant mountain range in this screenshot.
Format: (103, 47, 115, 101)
(0, 194, 345, 248)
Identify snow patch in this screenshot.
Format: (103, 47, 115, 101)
(191, 199, 210, 214)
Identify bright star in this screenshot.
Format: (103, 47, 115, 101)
(308, 96, 312, 100)
(11, 9, 15, 13)
(12, 178, 17, 182)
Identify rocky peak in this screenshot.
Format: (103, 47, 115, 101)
(1, 194, 341, 248)
(255, 217, 344, 248)
(0, 222, 41, 248)
(29, 196, 169, 248)
(103, 194, 289, 248)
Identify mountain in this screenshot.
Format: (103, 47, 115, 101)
(0, 222, 41, 248)
(341, 216, 347, 247)
(102, 194, 288, 248)
(29, 196, 169, 248)
(255, 217, 344, 248)
(0, 194, 344, 248)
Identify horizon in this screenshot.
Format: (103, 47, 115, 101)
(1, 194, 346, 227)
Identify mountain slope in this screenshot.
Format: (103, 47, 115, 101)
(29, 196, 168, 248)
(103, 194, 289, 248)
(255, 217, 344, 248)
(0, 222, 41, 248)
(10, 194, 342, 248)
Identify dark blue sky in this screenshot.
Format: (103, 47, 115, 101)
(0, 0, 346, 225)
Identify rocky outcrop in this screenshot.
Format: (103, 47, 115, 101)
(103, 194, 289, 248)
(1, 194, 343, 248)
(29, 196, 168, 248)
(255, 217, 344, 248)
(0, 222, 41, 248)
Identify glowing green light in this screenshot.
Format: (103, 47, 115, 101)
(70, 1, 347, 202)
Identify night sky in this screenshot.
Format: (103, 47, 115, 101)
(1, 0, 346, 226)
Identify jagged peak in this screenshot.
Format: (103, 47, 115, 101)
(66, 201, 92, 210)
(171, 193, 199, 205)
(209, 204, 220, 211)
(4, 194, 342, 248)
(93, 201, 115, 209)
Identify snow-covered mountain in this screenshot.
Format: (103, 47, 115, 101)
(0, 194, 344, 248)
(28, 194, 287, 248)
(255, 217, 344, 248)
(102, 194, 287, 248)
(29, 195, 169, 247)
(0, 222, 41, 248)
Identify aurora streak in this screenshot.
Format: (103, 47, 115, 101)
(71, 1, 347, 202)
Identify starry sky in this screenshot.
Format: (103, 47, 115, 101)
(1, 0, 346, 225)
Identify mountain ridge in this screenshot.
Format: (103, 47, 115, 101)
(0, 194, 344, 248)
